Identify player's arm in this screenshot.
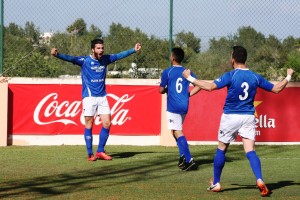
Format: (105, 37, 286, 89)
(50, 48, 79, 64)
(183, 69, 217, 91)
(110, 43, 142, 62)
(159, 86, 167, 94)
(271, 68, 294, 94)
(0, 76, 8, 83)
(189, 85, 201, 96)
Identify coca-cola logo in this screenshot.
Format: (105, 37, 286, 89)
(33, 93, 134, 126)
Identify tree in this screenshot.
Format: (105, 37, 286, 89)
(174, 31, 201, 53)
(67, 18, 87, 36)
(24, 21, 40, 44)
(5, 23, 24, 37)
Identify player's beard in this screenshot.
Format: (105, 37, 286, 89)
(93, 53, 103, 60)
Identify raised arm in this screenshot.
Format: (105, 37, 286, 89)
(271, 68, 294, 93)
(134, 43, 142, 52)
(112, 43, 142, 62)
(183, 69, 217, 91)
(51, 48, 80, 63)
(0, 76, 8, 83)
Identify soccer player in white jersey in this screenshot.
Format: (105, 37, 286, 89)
(51, 39, 141, 161)
(159, 47, 201, 171)
(183, 45, 294, 196)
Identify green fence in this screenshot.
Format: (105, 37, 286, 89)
(2, 0, 300, 80)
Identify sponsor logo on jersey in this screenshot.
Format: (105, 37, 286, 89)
(91, 65, 105, 72)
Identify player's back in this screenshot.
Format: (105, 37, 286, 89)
(163, 66, 192, 114)
(224, 69, 261, 114)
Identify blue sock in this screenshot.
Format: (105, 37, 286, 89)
(97, 127, 110, 153)
(174, 136, 184, 157)
(177, 142, 184, 157)
(213, 148, 226, 184)
(177, 136, 192, 163)
(246, 151, 263, 181)
(84, 128, 93, 156)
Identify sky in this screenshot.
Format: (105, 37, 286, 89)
(4, 0, 300, 49)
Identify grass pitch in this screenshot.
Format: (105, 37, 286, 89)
(0, 145, 299, 199)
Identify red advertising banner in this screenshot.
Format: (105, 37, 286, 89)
(8, 84, 161, 136)
(184, 87, 300, 142)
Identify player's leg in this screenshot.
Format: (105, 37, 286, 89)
(167, 112, 185, 164)
(171, 130, 185, 168)
(96, 113, 112, 160)
(207, 141, 228, 192)
(243, 138, 269, 196)
(212, 142, 228, 184)
(97, 113, 111, 152)
(96, 96, 112, 160)
(82, 97, 97, 161)
(167, 112, 196, 170)
(239, 115, 269, 196)
(208, 114, 238, 191)
(239, 115, 263, 180)
(243, 138, 263, 179)
(84, 116, 96, 161)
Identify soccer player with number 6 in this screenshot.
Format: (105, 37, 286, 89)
(183, 45, 294, 196)
(159, 47, 201, 171)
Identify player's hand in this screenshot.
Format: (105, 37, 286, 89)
(51, 48, 58, 57)
(182, 69, 191, 78)
(0, 76, 8, 83)
(287, 68, 294, 76)
(134, 43, 142, 52)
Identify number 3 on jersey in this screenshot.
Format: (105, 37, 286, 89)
(176, 78, 183, 93)
(239, 82, 249, 100)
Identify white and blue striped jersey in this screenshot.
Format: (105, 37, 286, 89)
(56, 48, 135, 98)
(213, 68, 274, 115)
(160, 66, 197, 114)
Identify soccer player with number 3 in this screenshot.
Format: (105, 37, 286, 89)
(159, 47, 201, 171)
(183, 46, 294, 196)
(51, 39, 141, 162)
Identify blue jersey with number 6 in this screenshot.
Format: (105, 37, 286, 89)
(213, 68, 274, 114)
(160, 66, 197, 114)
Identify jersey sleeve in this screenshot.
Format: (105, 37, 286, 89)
(159, 69, 168, 88)
(213, 72, 231, 89)
(191, 71, 197, 79)
(109, 48, 136, 63)
(56, 54, 85, 66)
(256, 74, 274, 91)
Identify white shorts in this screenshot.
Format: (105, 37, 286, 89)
(82, 96, 111, 116)
(218, 113, 256, 143)
(167, 111, 186, 131)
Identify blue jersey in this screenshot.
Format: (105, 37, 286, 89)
(213, 68, 274, 114)
(160, 66, 197, 114)
(56, 48, 135, 98)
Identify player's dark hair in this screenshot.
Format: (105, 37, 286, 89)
(172, 47, 185, 63)
(232, 46, 247, 64)
(91, 38, 104, 49)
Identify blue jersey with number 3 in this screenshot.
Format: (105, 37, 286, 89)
(160, 66, 197, 114)
(213, 68, 274, 114)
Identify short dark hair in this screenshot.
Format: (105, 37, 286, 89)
(172, 47, 185, 63)
(232, 46, 247, 64)
(91, 38, 104, 49)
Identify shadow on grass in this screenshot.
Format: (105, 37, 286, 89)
(110, 151, 153, 158)
(223, 180, 300, 197)
(267, 180, 300, 192)
(0, 150, 202, 199)
(0, 146, 264, 199)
